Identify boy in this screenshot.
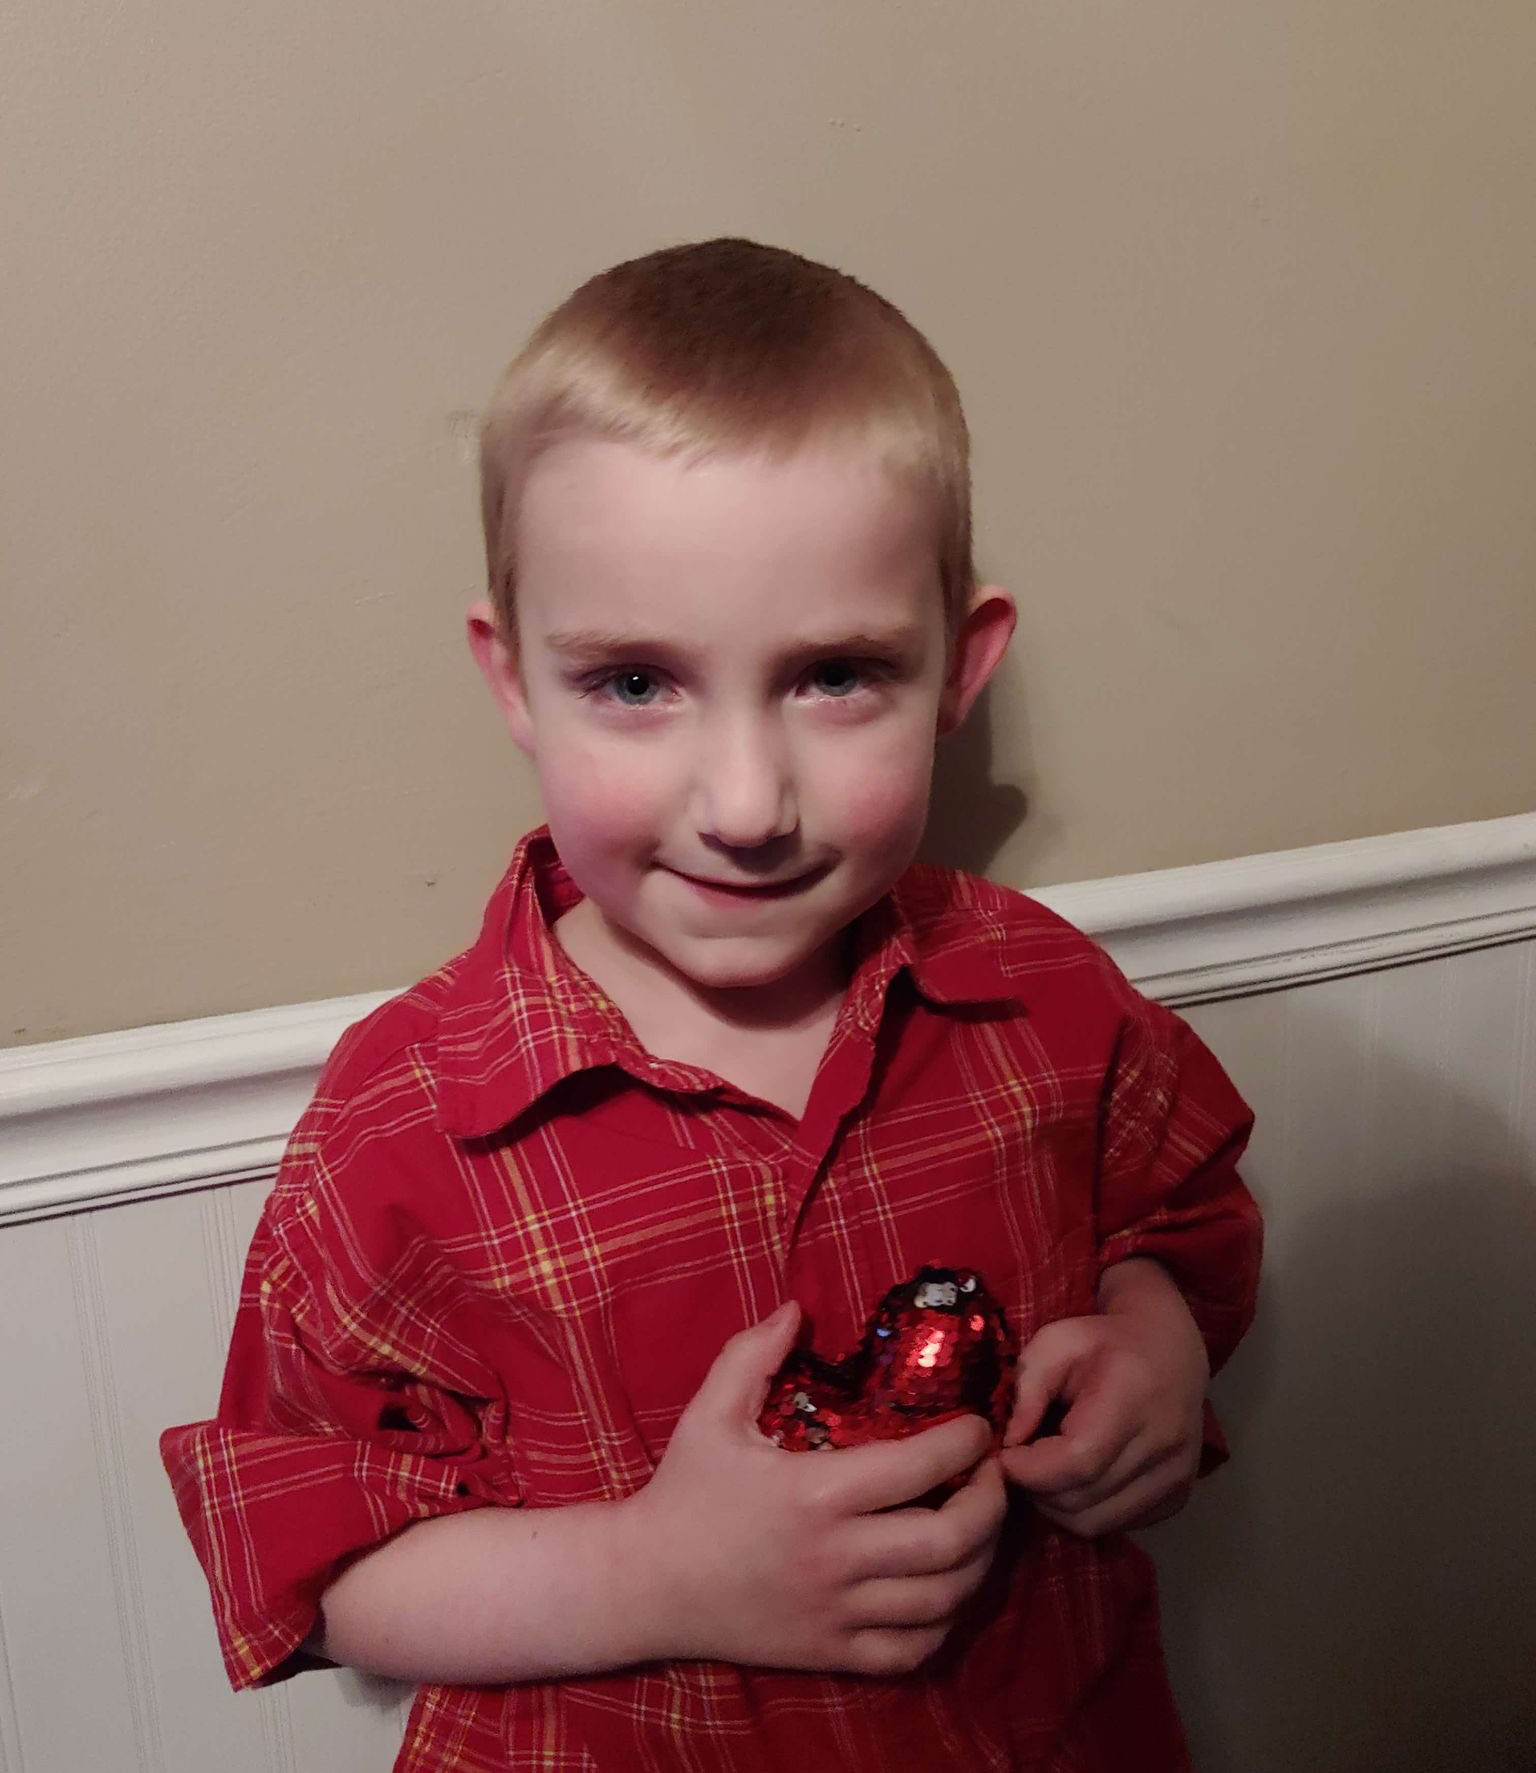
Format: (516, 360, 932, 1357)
(163, 238, 1260, 1771)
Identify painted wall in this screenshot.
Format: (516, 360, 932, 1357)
(6, 0, 1536, 1044)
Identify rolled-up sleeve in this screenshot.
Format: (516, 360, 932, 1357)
(1093, 997, 1262, 1468)
(161, 1204, 522, 1690)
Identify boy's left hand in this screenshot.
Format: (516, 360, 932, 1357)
(998, 1258, 1209, 1538)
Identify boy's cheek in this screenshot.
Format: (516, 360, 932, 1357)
(538, 750, 671, 832)
(824, 751, 934, 852)
(841, 763, 930, 828)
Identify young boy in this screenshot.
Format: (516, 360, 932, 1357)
(163, 238, 1260, 1772)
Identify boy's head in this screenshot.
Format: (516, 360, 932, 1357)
(479, 238, 975, 645)
(469, 240, 1014, 1010)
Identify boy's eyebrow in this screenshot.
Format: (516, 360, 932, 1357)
(543, 628, 671, 660)
(797, 623, 930, 657)
(543, 623, 930, 660)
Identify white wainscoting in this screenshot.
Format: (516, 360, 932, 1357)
(1, 813, 1533, 1773)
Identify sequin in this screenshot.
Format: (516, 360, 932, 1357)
(758, 1266, 1017, 1470)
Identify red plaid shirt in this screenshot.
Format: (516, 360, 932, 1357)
(162, 829, 1259, 1773)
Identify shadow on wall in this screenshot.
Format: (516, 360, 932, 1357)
(920, 684, 1033, 876)
(1146, 990, 1536, 1773)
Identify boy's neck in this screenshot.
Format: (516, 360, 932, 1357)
(553, 897, 852, 1113)
(554, 896, 851, 1034)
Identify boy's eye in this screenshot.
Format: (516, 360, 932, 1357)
(807, 658, 864, 697)
(601, 669, 662, 706)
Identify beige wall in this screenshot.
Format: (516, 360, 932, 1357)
(5, 0, 1535, 1046)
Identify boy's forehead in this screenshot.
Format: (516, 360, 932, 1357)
(518, 435, 936, 580)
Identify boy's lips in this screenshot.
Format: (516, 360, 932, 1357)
(666, 866, 826, 902)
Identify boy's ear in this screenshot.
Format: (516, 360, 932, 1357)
(466, 599, 535, 755)
(938, 585, 1017, 736)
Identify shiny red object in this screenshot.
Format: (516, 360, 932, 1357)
(758, 1266, 1017, 1457)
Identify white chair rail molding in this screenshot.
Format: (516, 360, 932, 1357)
(3, 811, 1533, 1225)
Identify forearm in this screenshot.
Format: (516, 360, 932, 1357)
(1096, 1256, 1208, 1381)
(317, 1494, 664, 1684)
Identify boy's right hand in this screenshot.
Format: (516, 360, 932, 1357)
(628, 1303, 1007, 1678)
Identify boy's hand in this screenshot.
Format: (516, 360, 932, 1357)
(631, 1303, 1007, 1678)
(999, 1259, 1208, 1538)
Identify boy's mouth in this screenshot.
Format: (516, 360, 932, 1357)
(667, 867, 825, 902)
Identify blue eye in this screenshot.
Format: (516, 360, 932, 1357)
(809, 658, 862, 697)
(603, 670, 661, 706)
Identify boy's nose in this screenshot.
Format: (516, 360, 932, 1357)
(693, 720, 799, 851)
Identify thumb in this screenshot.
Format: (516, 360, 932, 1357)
(684, 1301, 801, 1431)
(1002, 1317, 1090, 1447)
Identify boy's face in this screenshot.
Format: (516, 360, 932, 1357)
(470, 437, 1013, 1009)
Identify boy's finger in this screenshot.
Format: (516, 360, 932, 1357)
(845, 1540, 996, 1630)
(1017, 1431, 1159, 1516)
(682, 1302, 801, 1430)
(845, 1624, 950, 1680)
(1002, 1368, 1058, 1448)
(832, 1413, 993, 1514)
(1035, 1464, 1191, 1539)
(1002, 1318, 1094, 1446)
(932, 1453, 1008, 1554)
(999, 1388, 1135, 1496)
(854, 1451, 1006, 1578)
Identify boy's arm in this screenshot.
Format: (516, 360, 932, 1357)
(314, 1490, 667, 1682)
(161, 1206, 518, 1690)
(318, 1306, 1007, 1684)
(169, 1228, 1004, 1688)
(1000, 993, 1260, 1536)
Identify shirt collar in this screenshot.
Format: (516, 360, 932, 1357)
(433, 830, 1024, 1140)
(885, 865, 1035, 1011)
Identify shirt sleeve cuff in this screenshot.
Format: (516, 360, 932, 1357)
(162, 1421, 519, 1690)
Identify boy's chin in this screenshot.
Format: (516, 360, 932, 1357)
(658, 932, 844, 998)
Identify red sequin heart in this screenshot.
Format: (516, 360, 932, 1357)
(758, 1266, 1017, 1457)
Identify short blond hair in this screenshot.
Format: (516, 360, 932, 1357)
(479, 238, 974, 637)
